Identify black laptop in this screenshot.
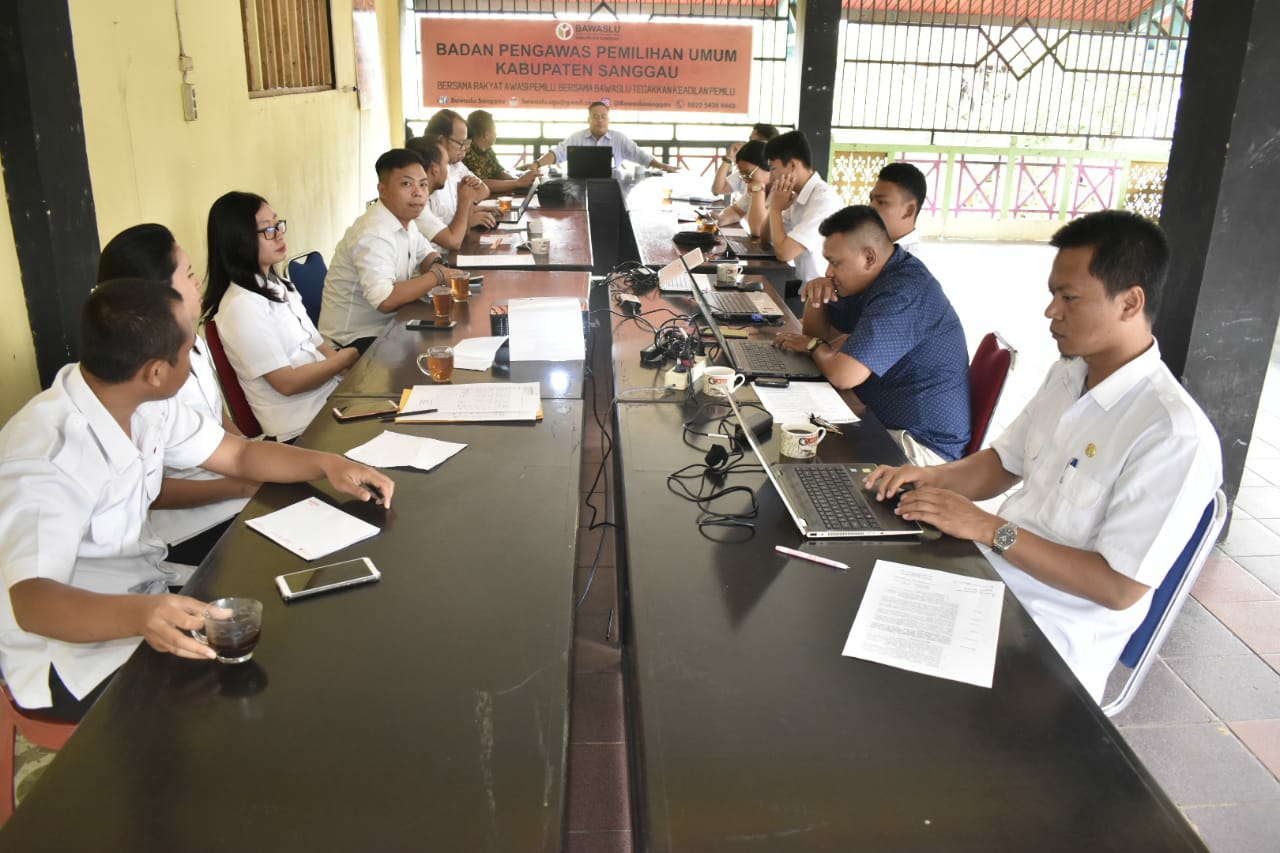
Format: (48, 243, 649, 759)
(566, 146, 613, 179)
(723, 233, 778, 260)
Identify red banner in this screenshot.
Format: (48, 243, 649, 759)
(421, 18, 753, 113)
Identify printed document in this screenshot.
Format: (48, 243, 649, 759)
(508, 297, 585, 362)
(843, 560, 1004, 688)
(398, 382, 542, 422)
(753, 382, 858, 425)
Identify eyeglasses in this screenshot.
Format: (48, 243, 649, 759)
(257, 220, 288, 240)
(738, 165, 766, 181)
(446, 135, 471, 149)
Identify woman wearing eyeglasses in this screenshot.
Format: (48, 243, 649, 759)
(716, 140, 772, 238)
(202, 191, 358, 442)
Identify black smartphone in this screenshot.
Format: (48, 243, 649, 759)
(754, 376, 790, 388)
(406, 319, 457, 331)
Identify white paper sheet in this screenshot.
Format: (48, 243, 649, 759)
(753, 382, 859, 424)
(479, 234, 515, 248)
(452, 335, 509, 371)
(507, 297, 585, 362)
(398, 382, 541, 422)
(842, 560, 1004, 688)
(455, 254, 537, 267)
(719, 226, 750, 238)
(496, 222, 527, 232)
(245, 497, 380, 561)
(345, 431, 466, 471)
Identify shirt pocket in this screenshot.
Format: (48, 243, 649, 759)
(1036, 465, 1107, 542)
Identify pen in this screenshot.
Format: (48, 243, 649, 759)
(379, 407, 439, 422)
(775, 545, 849, 572)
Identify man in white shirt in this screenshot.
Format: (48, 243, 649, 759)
(869, 162, 927, 256)
(423, 109, 495, 231)
(0, 279, 395, 718)
(865, 210, 1222, 702)
(762, 130, 844, 283)
(405, 134, 485, 252)
(524, 101, 679, 173)
(320, 148, 454, 348)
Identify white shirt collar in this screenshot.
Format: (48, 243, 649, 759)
(794, 171, 823, 205)
(1061, 338, 1163, 411)
(64, 365, 139, 473)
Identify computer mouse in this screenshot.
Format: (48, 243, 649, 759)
(739, 280, 764, 292)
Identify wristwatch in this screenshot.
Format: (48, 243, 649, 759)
(749, 183, 764, 193)
(722, 156, 732, 165)
(806, 337, 826, 353)
(991, 522, 1018, 555)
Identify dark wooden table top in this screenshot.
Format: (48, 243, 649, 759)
(613, 401, 1205, 853)
(1, 402, 584, 852)
(334, 269, 590, 400)
(450, 208, 593, 271)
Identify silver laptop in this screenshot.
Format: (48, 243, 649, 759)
(496, 190, 535, 224)
(657, 248, 704, 293)
(723, 393, 922, 539)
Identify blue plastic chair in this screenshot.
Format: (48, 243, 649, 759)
(1102, 489, 1228, 717)
(287, 251, 327, 326)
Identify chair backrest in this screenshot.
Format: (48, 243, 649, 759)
(965, 332, 1016, 456)
(2, 681, 76, 822)
(287, 251, 327, 326)
(1102, 489, 1228, 717)
(203, 320, 263, 439)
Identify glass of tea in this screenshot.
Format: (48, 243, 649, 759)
(196, 598, 263, 664)
(430, 284, 453, 318)
(417, 345, 454, 383)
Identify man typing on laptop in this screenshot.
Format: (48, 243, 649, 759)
(773, 206, 970, 464)
(864, 210, 1222, 702)
(521, 101, 679, 174)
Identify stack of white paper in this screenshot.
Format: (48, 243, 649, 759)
(345, 431, 466, 471)
(508, 297, 585, 362)
(453, 336, 508, 371)
(455, 254, 535, 267)
(245, 497, 380, 560)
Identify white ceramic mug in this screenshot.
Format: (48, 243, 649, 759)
(526, 217, 544, 237)
(716, 262, 744, 284)
(780, 422, 827, 459)
(703, 366, 746, 397)
(529, 237, 551, 255)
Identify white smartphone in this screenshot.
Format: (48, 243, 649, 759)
(275, 557, 380, 601)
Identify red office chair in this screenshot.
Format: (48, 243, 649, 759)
(1, 682, 76, 823)
(965, 332, 1016, 457)
(203, 321, 263, 439)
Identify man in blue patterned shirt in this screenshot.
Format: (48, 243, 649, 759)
(773, 205, 970, 463)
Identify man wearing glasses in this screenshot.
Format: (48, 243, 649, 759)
(715, 140, 772, 237)
(422, 108, 495, 230)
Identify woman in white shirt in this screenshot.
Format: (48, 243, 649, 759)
(97, 224, 260, 568)
(715, 140, 772, 237)
(202, 192, 358, 441)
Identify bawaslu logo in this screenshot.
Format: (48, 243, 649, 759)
(555, 22, 573, 41)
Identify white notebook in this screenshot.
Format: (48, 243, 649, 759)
(245, 497, 380, 560)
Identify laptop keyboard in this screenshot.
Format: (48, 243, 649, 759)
(708, 292, 763, 315)
(731, 341, 792, 374)
(794, 466, 878, 530)
(659, 272, 694, 293)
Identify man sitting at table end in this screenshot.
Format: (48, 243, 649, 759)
(0, 279, 395, 720)
(774, 204, 971, 465)
(520, 101, 679, 175)
(865, 209, 1223, 702)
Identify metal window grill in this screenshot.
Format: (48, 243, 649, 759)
(835, 0, 1192, 142)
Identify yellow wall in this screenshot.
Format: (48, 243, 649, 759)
(0, 0, 403, 424)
